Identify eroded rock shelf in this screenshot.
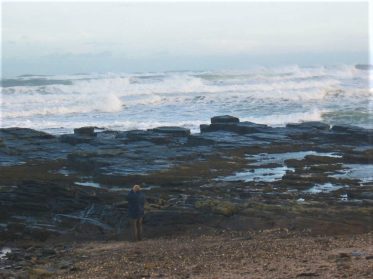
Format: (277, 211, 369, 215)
(0, 115, 372, 242)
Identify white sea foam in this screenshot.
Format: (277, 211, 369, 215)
(1, 65, 371, 133)
(1, 78, 336, 118)
(240, 109, 325, 126)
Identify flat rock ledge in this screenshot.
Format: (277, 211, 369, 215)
(0, 115, 372, 243)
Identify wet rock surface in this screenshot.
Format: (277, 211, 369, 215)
(0, 115, 372, 276)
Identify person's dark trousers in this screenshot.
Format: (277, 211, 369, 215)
(130, 217, 143, 241)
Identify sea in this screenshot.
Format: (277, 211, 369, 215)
(1, 64, 372, 134)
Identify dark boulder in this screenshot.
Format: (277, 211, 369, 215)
(201, 121, 268, 134)
(126, 130, 153, 141)
(355, 64, 372, 70)
(186, 135, 215, 146)
(0, 128, 55, 140)
(211, 115, 239, 124)
(236, 122, 268, 133)
(331, 125, 367, 133)
(126, 130, 174, 144)
(286, 122, 330, 130)
(199, 124, 209, 132)
(74, 127, 96, 137)
(329, 125, 373, 144)
(96, 131, 118, 140)
(59, 134, 93, 145)
(149, 126, 191, 136)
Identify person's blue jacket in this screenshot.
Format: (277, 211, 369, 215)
(127, 190, 145, 219)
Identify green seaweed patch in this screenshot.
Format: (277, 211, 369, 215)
(0, 139, 5, 148)
(195, 199, 241, 216)
(0, 160, 75, 185)
(242, 202, 291, 216)
(303, 155, 342, 164)
(246, 144, 315, 155)
(142, 150, 249, 186)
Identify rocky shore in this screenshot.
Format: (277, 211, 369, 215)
(0, 115, 372, 278)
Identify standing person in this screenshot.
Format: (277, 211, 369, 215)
(127, 184, 145, 241)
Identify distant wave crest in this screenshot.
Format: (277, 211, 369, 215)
(1, 64, 371, 132)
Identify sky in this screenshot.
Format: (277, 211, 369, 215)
(1, 1, 370, 76)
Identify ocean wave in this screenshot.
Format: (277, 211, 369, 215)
(240, 109, 325, 126)
(1, 65, 371, 132)
(2, 93, 123, 118)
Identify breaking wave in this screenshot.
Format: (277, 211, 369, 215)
(1, 64, 371, 133)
